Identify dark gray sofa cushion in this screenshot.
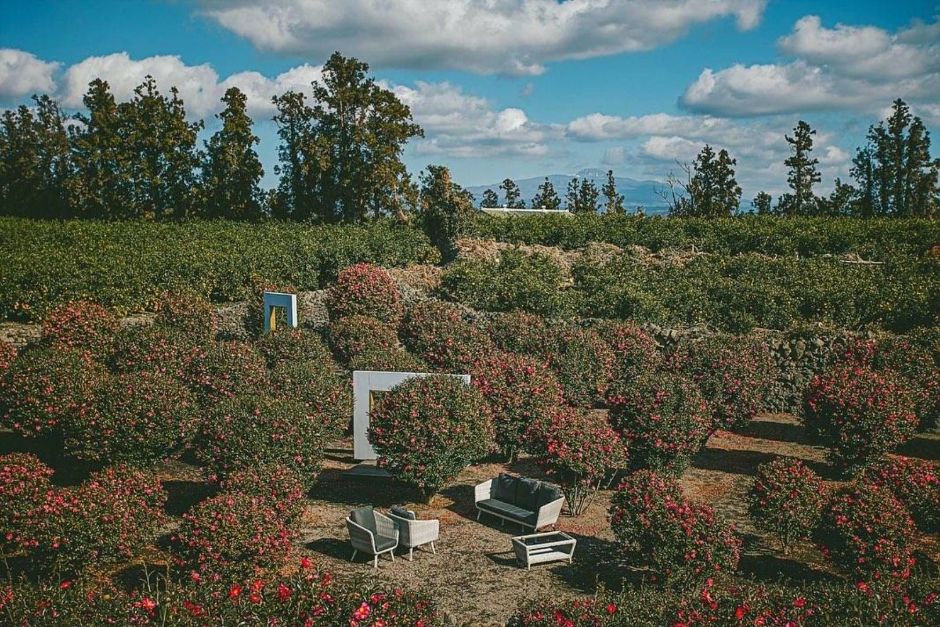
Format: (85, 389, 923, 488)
(373, 534, 398, 552)
(350, 507, 376, 533)
(516, 477, 541, 512)
(477, 499, 535, 524)
(493, 473, 518, 503)
(537, 484, 563, 507)
(390, 505, 416, 520)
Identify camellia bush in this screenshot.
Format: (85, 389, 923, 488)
(0, 453, 54, 553)
(0, 339, 16, 374)
(862, 456, 939, 532)
(268, 359, 351, 438)
(594, 320, 662, 382)
(609, 470, 741, 585)
(527, 407, 628, 516)
(107, 323, 200, 380)
(747, 457, 827, 553)
(255, 327, 334, 369)
(328, 314, 400, 365)
(153, 290, 220, 344)
(347, 344, 431, 374)
(198, 393, 330, 483)
(668, 334, 774, 431)
(815, 483, 917, 582)
(607, 372, 711, 474)
(484, 310, 556, 360)
(551, 326, 615, 407)
(184, 340, 269, 404)
(218, 464, 307, 526)
(369, 375, 492, 500)
(0, 345, 105, 437)
(470, 351, 564, 460)
(61, 370, 198, 466)
(325, 262, 404, 324)
(803, 365, 918, 471)
(398, 300, 494, 371)
(39, 300, 118, 359)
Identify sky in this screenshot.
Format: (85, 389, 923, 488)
(1, 0, 938, 202)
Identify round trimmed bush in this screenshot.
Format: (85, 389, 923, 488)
(668, 335, 774, 431)
(815, 483, 917, 582)
(218, 463, 307, 525)
(399, 300, 495, 370)
(369, 375, 493, 499)
(607, 372, 711, 474)
(62, 371, 198, 465)
(862, 457, 939, 532)
(0, 339, 16, 374)
(107, 323, 200, 380)
(348, 345, 431, 374)
(0, 346, 105, 437)
(326, 263, 403, 324)
(328, 315, 399, 365)
(551, 326, 615, 407)
(803, 365, 918, 471)
(185, 341, 268, 403)
(171, 491, 296, 580)
(747, 457, 827, 553)
(594, 321, 662, 380)
(153, 290, 219, 343)
(39, 300, 117, 358)
(255, 327, 334, 369)
(471, 351, 564, 460)
(485, 311, 555, 359)
(198, 393, 329, 483)
(610, 470, 741, 584)
(269, 359, 351, 438)
(528, 407, 628, 516)
(0, 453, 54, 552)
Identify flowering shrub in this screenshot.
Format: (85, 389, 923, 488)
(815, 483, 916, 582)
(369, 375, 493, 499)
(184, 340, 268, 404)
(470, 351, 564, 460)
(551, 326, 615, 407)
(594, 321, 662, 380)
(218, 464, 307, 526)
(39, 300, 117, 358)
(198, 393, 329, 484)
(610, 470, 741, 584)
(484, 310, 555, 359)
(508, 597, 622, 626)
(328, 314, 400, 364)
(0, 453, 54, 552)
(347, 345, 431, 373)
(607, 372, 711, 474)
(0, 339, 16, 374)
(668, 335, 774, 431)
(803, 365, 918, 471)
(527, 407, 628, 515)
(325, 263, 404, 324)
(862, 456, 939, 532)
(153, 290, 219, 343)
(399, 300, 495, 370)
(254, 327, 334, 369)
(0, 346, 104, 437)
(62, 371, 197, 466)
(269, 359, 351, 438)
(107, 324, 200, 380)
(171, 491, 297, 580)
(747, 458, 827, 552)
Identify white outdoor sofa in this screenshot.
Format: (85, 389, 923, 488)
(346, 507, 399, 568)
(388, 505, 439, 561)
(475, 473, 565, 531)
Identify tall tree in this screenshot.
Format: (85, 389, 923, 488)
(565, 177, 579, 212)
(816, 178, 856, 216)
(780, 120, 821, 215)
(669, 145, 741, 217)
(500, 178, 525, 208)
(480, 188, 500, 208)
(602, 169, 625, 214)
(531, 178, 561, 210)
(751, 191, 772, 214)
(418, 165, 475, 261)
(577, 178, 599, 213)
(201, 87, 264, 220)
(271, 91, 318, 219)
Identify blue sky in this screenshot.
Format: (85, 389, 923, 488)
(1, 1, 937, 201)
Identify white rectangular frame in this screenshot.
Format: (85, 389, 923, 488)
(262, 291, 298, 332)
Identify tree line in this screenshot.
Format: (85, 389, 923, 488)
(0, 49, 937, 221)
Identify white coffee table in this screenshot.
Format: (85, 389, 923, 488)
(511, 531, 576, 570)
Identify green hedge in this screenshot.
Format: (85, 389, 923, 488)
(0, 218, 439, 321)
(469, 213, 940, 258)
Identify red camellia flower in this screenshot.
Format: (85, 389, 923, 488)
(277, 583, 292, 602)
(228, 584, 242, 599)
(353, 601, 371, 620)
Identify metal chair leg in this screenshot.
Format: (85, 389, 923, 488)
(430, 541, 436, 554)
(351, 549, 357, 562)
(373, 555, 378, 569)
(390, 550, 395, 562)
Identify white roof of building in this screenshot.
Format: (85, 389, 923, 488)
(479, 207, 571, 216)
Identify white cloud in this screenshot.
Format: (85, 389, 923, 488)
(0, 49, 60, 100)
(197, 0, 767, 75)
(681, 16, 940, 116)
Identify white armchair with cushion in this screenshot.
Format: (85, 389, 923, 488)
(346, 506, 399, 568)
(388, 505, 439, 561)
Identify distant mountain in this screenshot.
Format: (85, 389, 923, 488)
(466, 169, 669, 214)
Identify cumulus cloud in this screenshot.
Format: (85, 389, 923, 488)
(681, 16, 940, 116)
(0, 49, 60, 100)
(196, 0, 766, 75)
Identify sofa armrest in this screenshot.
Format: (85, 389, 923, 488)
(374, 511, 400, 542)
(535, 496, 565, 530)
(474, 479, 493, 504)
(346, 518, 377, 553)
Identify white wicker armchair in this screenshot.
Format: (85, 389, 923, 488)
(346, 507, 399, 568)
(388, 507, 439, 561)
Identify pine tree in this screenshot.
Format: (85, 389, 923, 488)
(751, 191, 772, 214)
(201, 87, 264, 220)
(816, 178, 856, 216)
(780, 120, 821, 215)
(419, 165, 475, 261)
(602, 170, 625, 213)
(565, 177, 579, 212)
(670, 145, 741, 217)
(271, 90, 317, 220)
(480, 188, 500, 208)
(576, 178, 599, 213)
(531, 178, 560, 210)
(500, 178, 525, 208)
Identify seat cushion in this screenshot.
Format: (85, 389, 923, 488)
(516, 477, 541, 512)
(537, 484, 563, 507)
(478, 498, 534, 523)
(493, 473, 517, 503)
(391, 505, 416, 521)
(350, 507, 376, 533)
(373, 534, 397, 553)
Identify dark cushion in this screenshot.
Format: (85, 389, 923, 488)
(537, 484, 563, 507)
(391, 505, 416, 520)
(373, 534, 397, 553)
(477, 499, 534, 523)
(493, 473, 518, 503)
(516, 477, 541, 512)
(350, 507, 376, 533)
